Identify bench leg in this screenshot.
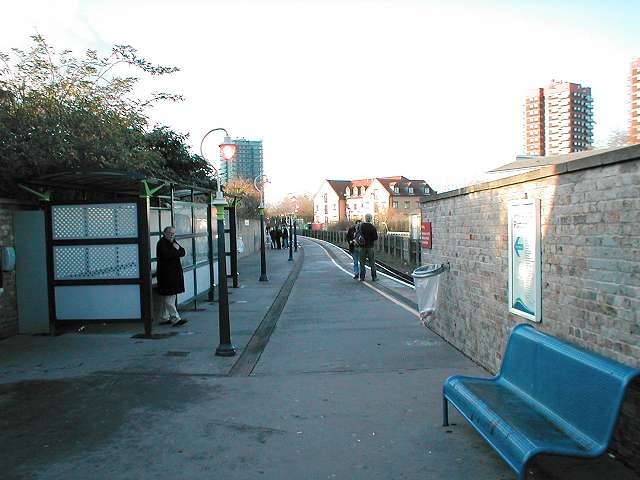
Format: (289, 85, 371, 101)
(443, 396, 449, 427)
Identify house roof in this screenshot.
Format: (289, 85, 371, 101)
(321, 175, 433, 198)
(375, 176, 431, 195)
(325, 180, 351, 196)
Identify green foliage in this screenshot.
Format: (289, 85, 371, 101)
(224, 178, 261, 219)
(266, 193, 314, 222)
(0, 35, 211, 198)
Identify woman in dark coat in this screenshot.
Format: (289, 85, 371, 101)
(156, 226, 187, 326)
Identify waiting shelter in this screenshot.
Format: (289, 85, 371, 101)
(15, 169, 226, 337)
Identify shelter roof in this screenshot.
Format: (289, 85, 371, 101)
(22, 169, 217, 197)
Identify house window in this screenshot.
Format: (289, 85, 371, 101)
(323, 193, 327, 203)
(424, 187, 430, 195)
(324, 205, 328, 214)
(408, 187, 414, 194)
(394, 187, 399, 194)
(392, 201, 398, 208)
(333, 204, 336, 210)
(404, 201, 410, 209)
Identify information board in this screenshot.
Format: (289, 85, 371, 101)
(421, 221, 432, 249)
(508, 199, 541, 322)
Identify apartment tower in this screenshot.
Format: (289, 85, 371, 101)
(524, 81, 593, 156)
(220, 138, 263, 183)
(630, 58, 640, 144)
(524, 88, 545, 156)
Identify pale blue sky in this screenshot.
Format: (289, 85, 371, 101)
(2, 0, 639, 200)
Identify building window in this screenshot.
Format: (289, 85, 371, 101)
(323, 193, 327, 203)
(333, 204, 336, 210)
(392, 201, 399, 208)
(394, 187, 399, 194)
(424, 187, 430, 195)
(408, 187, 414, 194)
(324, 205, 328, 214)
(404, 201, 410, 209)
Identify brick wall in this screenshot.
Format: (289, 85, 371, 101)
(420, 145, 640, 469)
(0, 199, 38, 338)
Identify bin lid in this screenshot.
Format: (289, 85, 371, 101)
(412, 264, 448, 279)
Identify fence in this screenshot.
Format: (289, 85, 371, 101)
(300, 229, 421, 266)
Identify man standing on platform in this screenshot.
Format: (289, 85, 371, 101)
(359, 214, 378, 281)
(346, 219, 361, 279)
(156, 226, 187, 326)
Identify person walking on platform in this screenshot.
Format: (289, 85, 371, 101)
(266, 226, 272, 249)
(156, 226, 188, 326)
(346, 219, 362, 279)
(282, 225, 289, 249)
(269, 227, 276, 249)
(359, 214, 378, 281)
(275, 227, 282, 250)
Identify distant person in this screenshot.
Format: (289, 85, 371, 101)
(269, 227, 276, 249)
(346, 219, 362, 279)
(282, 226, 289, 249)
(156, 226, 187, 326)
(275, 227, 282, 250)
(359, 214, 378, 281)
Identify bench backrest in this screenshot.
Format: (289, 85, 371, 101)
(500, 324, 639, 447)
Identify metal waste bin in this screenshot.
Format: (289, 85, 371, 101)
(412, 263, 449, 321)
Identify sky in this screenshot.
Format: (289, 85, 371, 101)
(1, 0, 639, 202)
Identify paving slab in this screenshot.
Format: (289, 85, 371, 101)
(0, 237, 636, 480)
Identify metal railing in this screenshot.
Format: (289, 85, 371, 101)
(300, 229, 422, 266)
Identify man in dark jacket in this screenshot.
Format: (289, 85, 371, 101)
(359, 213, 378, 281)
(346, 220, 361, 279)
(156, 226, 187, 326)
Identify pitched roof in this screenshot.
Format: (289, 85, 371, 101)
(325, 180, 351, 196)
(321, 175, 433, 198)
(375, 176, 431, 195)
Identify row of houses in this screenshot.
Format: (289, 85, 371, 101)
(313, 176, 433, 225)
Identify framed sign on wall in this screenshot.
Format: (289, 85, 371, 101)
(508, 199, 541, 322)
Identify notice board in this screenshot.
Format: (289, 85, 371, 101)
(508, 199, 541, 322)
(421, 221, 432, 249)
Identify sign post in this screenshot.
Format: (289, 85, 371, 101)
(508, 199, 541, 322)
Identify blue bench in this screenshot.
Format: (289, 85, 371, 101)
(443, 324, 639, 479)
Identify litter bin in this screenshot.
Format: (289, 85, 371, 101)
(412, 263, 449, 321)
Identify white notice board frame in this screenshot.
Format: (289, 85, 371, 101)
(507, 199, 541, 322)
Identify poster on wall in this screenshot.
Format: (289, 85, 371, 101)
(421, 221, 432, 249)
(508, 199, 541, 322)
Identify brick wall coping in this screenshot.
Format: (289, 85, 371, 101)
(424, 144, 640, 203)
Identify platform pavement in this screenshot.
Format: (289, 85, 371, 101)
(0, 238, 636, 480)
(0, 243, 298, 384)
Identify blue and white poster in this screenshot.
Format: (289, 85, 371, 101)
(508, 199, 541, 322)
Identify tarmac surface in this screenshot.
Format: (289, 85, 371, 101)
(0, 237, 636, 480)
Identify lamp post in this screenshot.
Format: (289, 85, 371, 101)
(254, 174, 269, 282)
(293, 215, 298, 252)
(200, 127, 237, 357)
(288, 213, 294, 261)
